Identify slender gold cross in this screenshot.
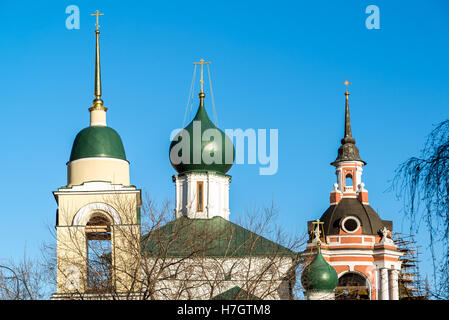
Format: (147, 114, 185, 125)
(91, 10, 104, 30)
(342, 78, 352, 93)
(193, 58, 211, 93)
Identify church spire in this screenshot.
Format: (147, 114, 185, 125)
(331, 79, 365, 166)
(342, 80, 355, 144)
(89, 10, 107, 126)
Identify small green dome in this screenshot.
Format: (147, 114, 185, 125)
(70, 126, 127, 162)
(169, 100, 235, 174)
(301, 253, 338, 292)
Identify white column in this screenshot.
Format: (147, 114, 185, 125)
(389, 269, 399, 300)
(336, 168, 342, 191)
(380, 268, 389, 300)
(356, 166, 363, 188)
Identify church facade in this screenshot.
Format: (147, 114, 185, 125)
(52, 15, 401, 300)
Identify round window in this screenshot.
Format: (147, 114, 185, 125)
(341, 216, 360, 233)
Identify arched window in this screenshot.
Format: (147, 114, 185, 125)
(85, 214, 112, 292)
(336, 272, 370, 300)
(345, 174, 353, 189)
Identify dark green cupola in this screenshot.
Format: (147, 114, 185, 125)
(301, 252, 338, 292)
(169, 92, 235, 175)
(70, 126, 126, 161)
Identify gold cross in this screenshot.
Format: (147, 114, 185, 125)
(312, 219, 324, 229)
(91, 10, 104, 30)
(311, 219, 325, 245)
(193, 58, 211, 93)
(342, 78, 352, 93)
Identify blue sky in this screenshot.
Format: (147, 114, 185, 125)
(0, 0, 448, 289)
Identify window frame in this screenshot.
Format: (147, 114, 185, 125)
(197, 181, 204, 212)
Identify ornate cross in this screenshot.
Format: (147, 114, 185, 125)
(193, 58, 211, 93)
(342, 78, 352, 93)
(311, 219, 325, 245)
(91, 10, 104, 30)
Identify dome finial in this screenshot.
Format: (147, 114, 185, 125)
(193, 58, 210, 106)
(342, 78, 351, 94)
(89, 10, 107, 112)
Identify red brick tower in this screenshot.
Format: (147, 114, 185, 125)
(304, 81, 402, 300)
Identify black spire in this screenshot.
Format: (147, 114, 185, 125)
(331, 89, 366, 166)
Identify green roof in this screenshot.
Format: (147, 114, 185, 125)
(301, 253, 338, 292)
(70, 126, 127, 161)
(142, 216, 295, 258)
(169, 101, 235, 175)
(212, 286, 260, 300)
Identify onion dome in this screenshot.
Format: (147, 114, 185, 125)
(70, 126, 126, 161)
(169, 92, 235, 174)
(301, 252, 338, 292)
(331, 88, 366, 166)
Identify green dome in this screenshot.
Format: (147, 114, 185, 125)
(301, 253, 338, 292)
(70, 126, 127, 162)
(169, 100, 235, 174)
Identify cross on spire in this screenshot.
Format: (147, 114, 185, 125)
(91, 10, 104, 30)
(193, 59, 211, 93)
(89, 10, 106, 112)
(342, 78, 352, 94)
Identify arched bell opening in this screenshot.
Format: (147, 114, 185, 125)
(344, 173, 353, 191)
(335, 271, 371, 300)
(85, 213, 112, 292)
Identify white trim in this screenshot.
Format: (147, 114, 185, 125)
(72, 202, 122, 226)
(56, 181, 138, 193)
(341, 216, 361, 233)
(330, 261, 373, 266)
(68, 157, 129, 165)
(336, 161, 365, 167)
